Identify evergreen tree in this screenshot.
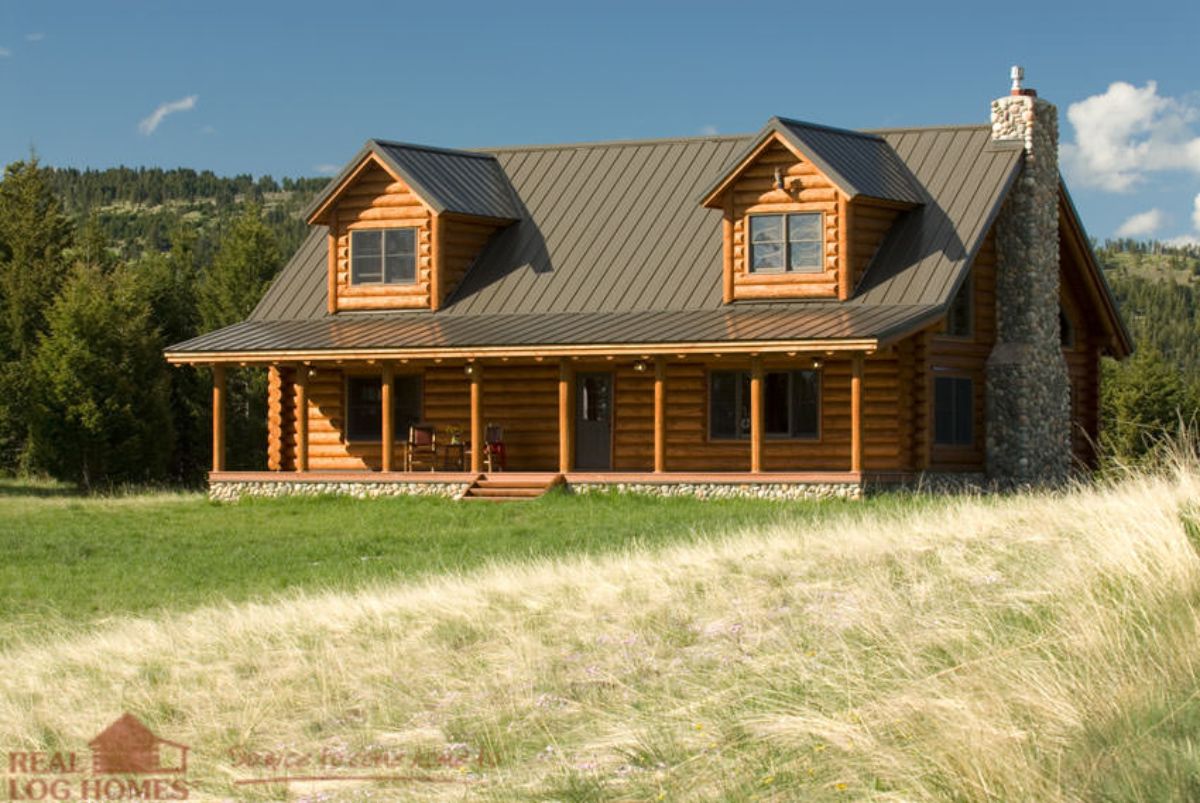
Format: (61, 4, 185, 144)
(0, 157, 74, 470)
(1100, 348, 1198, 465)
(197, 204, 283, 469)
(29, 262, 173, 488)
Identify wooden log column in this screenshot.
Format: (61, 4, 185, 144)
(295, 365, 309, 472)
(469, 363, 483, 473)
(750, 356, 764, 473)
(211, 364, 226, 472)
(653, 357, 666, 473)
(558, 360, 574, 474)
(380, 364, 394, 472)
(850, 352, 865, 473)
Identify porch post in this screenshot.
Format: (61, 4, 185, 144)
(295, 365, 309, 472)
(750, 356, 763, 473)
(469, 363, 483, 473)
(653, 357, 666, 473)
(211, 364, 226, 473)
(558, 359, 573, 474)
(381, 364, 394, 472)
(850, 352, 864, 473)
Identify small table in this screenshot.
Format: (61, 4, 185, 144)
(440, 442, 467, 471)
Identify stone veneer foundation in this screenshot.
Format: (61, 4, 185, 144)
(986, 80, 1072, 484)
(209, 480, 470, 502)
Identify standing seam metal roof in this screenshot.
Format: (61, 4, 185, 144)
(186, 122, 1029, 356)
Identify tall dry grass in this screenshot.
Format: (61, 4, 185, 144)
(2, 463, 1200, 800)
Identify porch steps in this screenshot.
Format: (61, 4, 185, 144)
(460, 473, 563, 501)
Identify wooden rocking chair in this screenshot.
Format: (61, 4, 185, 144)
(483, 423, 507, 472)
(404, 423, 438, 472)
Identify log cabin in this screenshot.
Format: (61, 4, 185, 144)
(166, 68, 1131, 501)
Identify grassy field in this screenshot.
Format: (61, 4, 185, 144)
(2, 474, 1199, 800)
(0, 481, 909, 646)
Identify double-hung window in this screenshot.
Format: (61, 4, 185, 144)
(933, 376, 973, 446)
(345, 375, 423, 442)
(749, 213, 823, 273)
(709, 370, 820, 440)
(350, 228, 417, 285)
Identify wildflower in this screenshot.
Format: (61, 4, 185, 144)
(760, 775, 775, 786)
(814, 744, 826, 752)
(836, 782, 848, 791)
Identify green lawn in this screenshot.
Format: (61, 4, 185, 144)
(0, 481, 920, 646)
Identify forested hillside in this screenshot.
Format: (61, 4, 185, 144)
(0, 156, 1196, 486)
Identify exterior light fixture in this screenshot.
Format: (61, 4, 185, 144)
(464, 363, 477, 376)
(633, 360, 648, 373)
(811, 357, 823, 370)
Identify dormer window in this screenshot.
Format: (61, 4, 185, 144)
(749, 213, 822, 273)
(351, 228, 416, 285)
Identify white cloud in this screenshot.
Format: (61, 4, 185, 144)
(25, 33, 44, 42)
(1061, 81, 1200, 192)
(138, 95, 198, 135)
(314, 164, 339, 176)
(0, 47, 11, 58)
(1115, 208, 1165, 237)
(699, 124, 719, 136)
(1165, 234, 1200, 248)
(1193, 193, 1200, 231)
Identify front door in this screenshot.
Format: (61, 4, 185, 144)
(575, 372, 613, 470)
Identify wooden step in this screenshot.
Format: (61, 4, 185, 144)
(460, 473, 563, 501)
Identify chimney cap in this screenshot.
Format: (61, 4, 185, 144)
(1009, 65, 1037, 97)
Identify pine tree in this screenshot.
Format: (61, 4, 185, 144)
(196, 204, 283, 469)
(29, 262, 173, 487)
(0, 157, 74, 470)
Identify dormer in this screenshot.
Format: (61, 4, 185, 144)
(305, 140, 521, 313)
(701, 118, 923, 303)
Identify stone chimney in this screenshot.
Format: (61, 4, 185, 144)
(985, 66, 1071, 484)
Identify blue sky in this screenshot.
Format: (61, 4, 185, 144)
(2, 0, 1199, 242)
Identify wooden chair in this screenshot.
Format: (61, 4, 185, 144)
(404, 423, 438, 472)
(483, 423, 506, 472)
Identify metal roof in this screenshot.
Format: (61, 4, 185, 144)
(699, 118, 926, 206)
(302, 140, 521, 222)
(174, 121, 1032, 356)
(169, 303, 938, 358)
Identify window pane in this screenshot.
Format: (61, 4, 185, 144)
(347, 376, 383, 441)
(384, 228, 415, 256)
(350, 230, 382, 284)
(738, 373, 751, 438)
(751, 242, 784, 271)
(709, 372, 739, 439)
(764, 372, 790, 435)
(791, 370, 819, 437)
(946, 277, 971, 336)
(750, 215, 783, 243)
(384, 253, 415, 284)
(393, 375, 422, 436)
(954, 380, 973, 444)
(789, 240, 822, 271)
(788, 213, 821, 242)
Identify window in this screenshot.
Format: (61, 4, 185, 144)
(749, 213, 823, 273)
(345, 375, 423, 442)
(350, 228, 416, 285)
(933, 376, 973, 446)
(945, 275, 972, 337)
(709, 370, 820, 439)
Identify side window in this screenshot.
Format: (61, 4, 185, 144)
(709, 370, 819, 439)
(933, 376, 973, 446)
(346, 376, 383, 442)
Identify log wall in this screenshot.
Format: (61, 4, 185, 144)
(1060, 242, 1102, 469)
(727, 140, 843, 300)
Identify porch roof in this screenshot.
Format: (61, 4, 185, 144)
(165, 302, 938, 363)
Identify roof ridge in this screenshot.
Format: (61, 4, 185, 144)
(772, 116, 886, 142)
(865, 122, 988, 134)
(472, 133, 750, 154)
(370, 138, 497, 161)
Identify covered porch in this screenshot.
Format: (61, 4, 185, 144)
(197, 341, 914, 500)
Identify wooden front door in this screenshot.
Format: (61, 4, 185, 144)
(575, 372, 613, 470)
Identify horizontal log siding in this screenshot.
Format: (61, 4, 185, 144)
(332, 161, 433, 311)
(272, 356, 911, 474)
(439, 217, 505, 308)
(1060, 247, 1101, 469)
(729, 141, 841, 300)
(850, 201, 902, 289)
(479, 364, 559, 471)
(926, 228, 997, 471)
